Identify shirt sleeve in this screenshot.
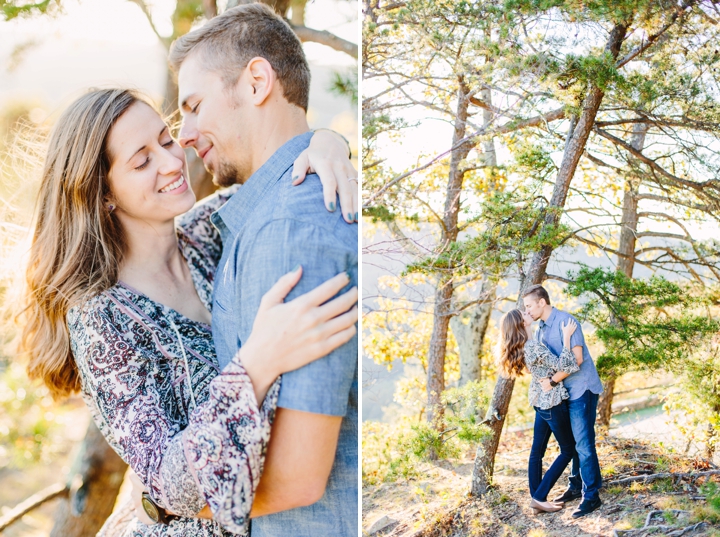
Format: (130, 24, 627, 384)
(237, 218, 358, 416)
(69, 302, 277, 534)
(568, 316, 587, 351)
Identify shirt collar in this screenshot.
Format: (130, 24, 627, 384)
(213, 131, 313, 236)
(539, 307, 557, 329)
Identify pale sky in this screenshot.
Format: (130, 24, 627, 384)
(368, 96, 716, 241)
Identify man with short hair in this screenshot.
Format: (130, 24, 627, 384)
(522, 284, 604, 518)
(170, 4, 358, 536)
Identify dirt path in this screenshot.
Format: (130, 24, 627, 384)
(363, 416, 720, 537)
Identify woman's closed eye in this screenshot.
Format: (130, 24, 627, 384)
(135, 139, 175, 170)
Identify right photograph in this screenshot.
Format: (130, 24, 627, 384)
(361, 1, 720, 536)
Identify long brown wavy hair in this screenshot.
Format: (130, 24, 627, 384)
(19, 89, 153, 398)
(498, 309, 529, 378)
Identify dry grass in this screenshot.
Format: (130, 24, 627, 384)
(362, 432, 720, 537)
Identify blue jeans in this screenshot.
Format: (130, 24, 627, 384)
(566, 390, 603, 501)
(528, 400, 576, 501)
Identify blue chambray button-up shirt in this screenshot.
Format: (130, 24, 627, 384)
(536, 307, 604, 400)
(210, 131, 358, 537)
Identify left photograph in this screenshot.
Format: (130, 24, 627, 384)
(0, 1, 358, 536)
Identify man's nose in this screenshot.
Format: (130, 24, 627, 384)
(178, 123, 197, 149)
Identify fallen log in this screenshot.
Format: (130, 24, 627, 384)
(608, 469, 720, 486)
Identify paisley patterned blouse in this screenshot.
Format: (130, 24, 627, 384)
(524, 340, 579, 410)
(68, 186, 277, 537)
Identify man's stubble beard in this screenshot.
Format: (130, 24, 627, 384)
(210, 90, 252, 187)
(211, 157, 252, 187)
(212, 160, 242, 188)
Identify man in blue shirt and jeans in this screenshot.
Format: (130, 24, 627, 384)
(523, 284, 604, 518)
(170, 4, 358, 536)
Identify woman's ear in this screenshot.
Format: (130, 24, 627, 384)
(104, 195, 117, 213)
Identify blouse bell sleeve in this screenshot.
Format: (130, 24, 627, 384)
(544, 345, 580, 375)
(69, 301, 278, 535)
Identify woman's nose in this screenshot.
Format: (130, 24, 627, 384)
(159, 147, 184, 175)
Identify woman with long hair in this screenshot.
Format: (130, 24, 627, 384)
(18, 88, 358, 536)
(498, 308, 580, 515)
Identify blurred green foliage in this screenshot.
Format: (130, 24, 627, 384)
(362, 380, 491, 485)
(0, 360, 76, 468)
(565, 266, 720, 375)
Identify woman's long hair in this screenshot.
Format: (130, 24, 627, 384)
(498, 309, 529, 378)
(19, 89, 151, 398)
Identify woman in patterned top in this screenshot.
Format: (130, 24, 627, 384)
(19, 89, 358, 537)
(498, 309, 581, 515)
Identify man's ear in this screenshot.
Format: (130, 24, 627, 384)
(246, 57, 276, 106)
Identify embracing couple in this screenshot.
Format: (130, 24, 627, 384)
(498, 285, 605, 519)
(20, 4, 358, 537)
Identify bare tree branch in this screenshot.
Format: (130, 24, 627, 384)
(364, 107, 566, 207)
(0, 483, 68, 532)
(292, 24, 358, 58)
(615, 0, 695, 68)
(128, 0, 171, 49)
(594, 127, 720, 200)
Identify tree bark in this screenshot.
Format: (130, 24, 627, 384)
(427, 276, 453, 427)
(425, 78, 473, 427)
(450, 283, 495, 385)
(229, 0, 357, 60)
(289, 0, 306, 25)
(50, 421, 128, 537)
(450, 85, 498, 388)
(597, 122, 648, 428)
(470, 22, 628, 496)
(705, 417, 718, 460)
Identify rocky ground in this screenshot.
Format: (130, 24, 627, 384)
(363, 428, 720, 537)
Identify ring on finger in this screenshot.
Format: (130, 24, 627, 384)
(347, 176, 358, 183)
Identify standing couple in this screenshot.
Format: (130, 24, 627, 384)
(19, 4, 358, 537)
(498, 285, 605, 518)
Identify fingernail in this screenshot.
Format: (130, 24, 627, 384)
(347, 212, 353, 222)
(328, 201, 335, 211)
(345, 271, 351, 281)
(291, 264, 301, 272)
(354, 212, 358, 221)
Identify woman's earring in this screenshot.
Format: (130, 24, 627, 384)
(107, 203, 115, 213)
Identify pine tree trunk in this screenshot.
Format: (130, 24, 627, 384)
(447, 84, 498, 388)
(470, 374, 513, 495)
(450, 284, 495, 386)
(425, 79, 473, 428)
(470, 22, 628, 496)
(427, 277, 453, 427)
(596, 374, 616, 428)
(50, 421, 128, 537)
(597, 122, 648, 428)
